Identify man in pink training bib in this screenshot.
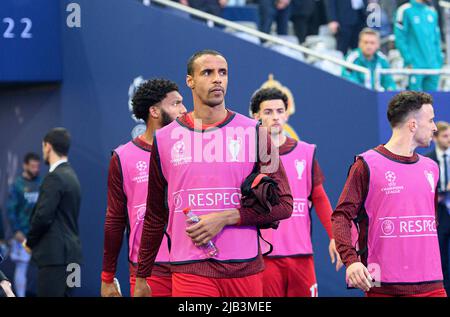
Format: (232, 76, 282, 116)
(333, 91, 447, 297)
(250, 87, 343, 297)
(101, 78, 187, 297)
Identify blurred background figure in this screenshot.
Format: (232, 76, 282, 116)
(6, 152, 41, 297)
(342, 28, 396, 90)
(258, 0, 292, 36)
(290, 0, 327, 44)
(394, 0, 443, 91)
(426, 121, 450, 297)
(326, 0, 368, 54)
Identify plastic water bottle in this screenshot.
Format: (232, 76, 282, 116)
(183, 208, 219, 258)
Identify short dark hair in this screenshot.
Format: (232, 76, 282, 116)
(43, 128, 71, 157)
(131, 78, 179, 123)
(187, 49, 225, 76)
(24, 152, 40, 164)
(250, 88, 289, 115)
(387, 91, 433, 128)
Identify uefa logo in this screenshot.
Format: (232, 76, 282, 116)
(381, 220, 395, 236)
(173, 193, 183, 210)
(136, 206, 146, 222)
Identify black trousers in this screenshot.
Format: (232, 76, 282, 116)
(291, 13, 318, 44)
(437, 203, 450, 297)
(37, 265, 73, 297)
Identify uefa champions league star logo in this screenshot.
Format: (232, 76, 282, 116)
(136, 161, 147, 172)
(381, 220, 395, 236)
(424, 170, 435, 193)
(294, 160, 306, 180)
(385, 171, 396, 187)
(227, 137, 242, 162)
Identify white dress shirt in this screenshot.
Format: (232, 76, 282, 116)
(49, 159, 68, 173)
(436, 147, 450, 192)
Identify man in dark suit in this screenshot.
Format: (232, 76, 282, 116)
(326, 0, 368, 54)
(426, 121, 450, 296)
(290, 0, 319, 44)
(23, 128, 82, 297)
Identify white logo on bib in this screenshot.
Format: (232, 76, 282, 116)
(424, 170, 435, 193)
(295, 159, 306, 180)
(136, 160, 147, 172)
(381, 220, 395, 236)
(227, 137, 242, 162)
(385, 171, 396, 186)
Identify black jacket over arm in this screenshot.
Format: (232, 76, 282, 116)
(27, 162, 82, 267)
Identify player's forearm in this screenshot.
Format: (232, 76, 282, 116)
(312, 184, 333, 239)
(135, 220, 166, 278)
(238, 194, 293, 226)
(331, 212, 359, 267)
(102, 211, 126, 274)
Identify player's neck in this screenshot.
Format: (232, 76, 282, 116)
(140, 122, 156, 146)
(271, 132, 287, 148)
(192, 103, 227, 125)
(384, 132, 416, 157)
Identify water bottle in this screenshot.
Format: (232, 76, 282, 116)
(183, 208, 219, 258)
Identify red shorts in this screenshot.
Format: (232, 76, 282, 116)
(129, 265, 172, 297)
(172, 272, 263, 297)
(366, 288, 447, 298)
(262, 256, 318, 297)
(129, 274, 172, 297)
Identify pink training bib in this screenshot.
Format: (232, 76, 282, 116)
(155, 113, 260, 263)
(261, 141, 315, 256)
(115, 140, 170, 264)
(360, 149, 442, 284)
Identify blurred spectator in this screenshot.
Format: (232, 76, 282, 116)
(326, 0, 368, 54)
(6, 152, 41, 297)
(291, 0, 328, 44)
(343, 28, 396, 90)
(180, 0, 228, 18)
(258, 0, 292, 36)
(394, 0, 443, 91)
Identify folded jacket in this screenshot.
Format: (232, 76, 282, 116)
(240, 172, 280, 229)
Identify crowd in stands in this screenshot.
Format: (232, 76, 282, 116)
(143, 0, 450, 91)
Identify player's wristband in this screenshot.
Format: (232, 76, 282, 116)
(101, 271, 115, 284)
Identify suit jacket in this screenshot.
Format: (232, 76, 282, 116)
(27, 162, 82, 267)
(425, 149, 444, 192)
(425, 149, 450, 226)
(291, 0, 316, 17)
(326, 0, 368, 25)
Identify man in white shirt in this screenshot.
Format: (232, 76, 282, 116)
(426, 121, 450, 296)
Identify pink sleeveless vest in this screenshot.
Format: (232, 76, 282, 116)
(114, 140, 170, 264)
(261, 141, 315, 256)
(360, 149, 442, 284)
(155, 113, 260, 263)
